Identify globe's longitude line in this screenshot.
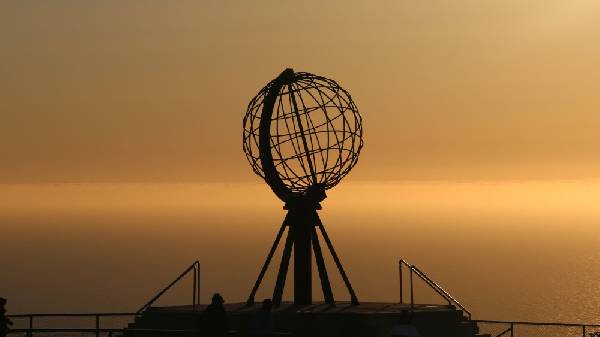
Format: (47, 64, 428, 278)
(252, 91, 266, 173)
(275, 90, 310, 189)
(306, 80, 344, 183)
(305, 82, 340, 183)
(296, 83, 333, 151)
(311, 84, 347, 181)
(280, 86, 310, 187)
(294, 82, 326, 182)
(309, 84, 339, 184)
(303, 78, 335, 180)
(335, 89, 351, 146)
(273, 92, 289, 186)
(271, 90, 308, 189)
(297, 93, 323, 183)
(282, 86, 311, 189)
(274, 94, 299, 187)
(340, 90, 352, 181)
(269, 94, 288, 179)
(298, 84, 322, 178)
(334, 85, 356, 178)
(286, 84, 314, 185)
(289, 82, 318, 186)
(321, 82, 333, 183)
(243, 87, 266, 178)
(349, 96, 363, 173)
(284, 84, 323, 172)
(310, 87, 345, 185)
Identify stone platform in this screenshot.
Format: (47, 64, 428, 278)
(126, 302, 490, 337)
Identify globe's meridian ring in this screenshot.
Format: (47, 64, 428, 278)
(243, 68, 363, 204)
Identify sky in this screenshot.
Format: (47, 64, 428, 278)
(3, 0, 600, 183)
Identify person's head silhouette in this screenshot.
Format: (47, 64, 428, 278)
(211, 293, 224, 306)
(261, 299, 272, 312)
(0, 297, 6, 308)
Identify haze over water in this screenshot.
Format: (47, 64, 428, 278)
(2, 181, 599, 324)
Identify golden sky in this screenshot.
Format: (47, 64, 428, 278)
(3, 0, 600, 183)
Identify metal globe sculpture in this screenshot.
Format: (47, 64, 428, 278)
(243, 68, 363, 203)
(244, 68, 362, 307)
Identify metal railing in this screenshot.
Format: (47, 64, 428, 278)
(137, 260, 201, 314)
(8, 328, 123, 337)
(398, 258, 471, 319)
(6, 261, 201, 337)
(6, 313, 135, 337)
(7, 328, 291, 337)
(475, 319, 600, 337)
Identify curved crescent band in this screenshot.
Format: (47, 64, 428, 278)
(258, 68, 296, 202)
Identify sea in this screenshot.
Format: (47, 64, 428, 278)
(2, 180, 599, 325)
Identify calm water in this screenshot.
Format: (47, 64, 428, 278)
(2, 181, 600, 324)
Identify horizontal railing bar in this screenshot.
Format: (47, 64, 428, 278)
(10, 328, 210, 333)
(10, 329, 125, 333)
(7, 313, 136, 318)
(474, 319, 600, 327)
(495, 327, 512, 337)
(9, 328, 292, 336)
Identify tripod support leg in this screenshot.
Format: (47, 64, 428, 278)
(272, 227, 294, 306)
(311, 225, 335, 305)
(317, 220, 360, 305)
(246, 218, 288, 306)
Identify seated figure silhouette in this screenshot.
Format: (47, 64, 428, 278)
(0, 298, 13, 337)
(199, 293, 228, 337)
(252, 299, 273, 337)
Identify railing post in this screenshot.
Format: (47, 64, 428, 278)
(410, 267, 414, 311)
(197, 263, 201, 307)
(27, 315, 33, 337)
(510, 322, 513, 337)
(583, 325, 586, 337)
(399, 260, 403, 304)
(95, 315, 100, 337)
(193, 265, 197, 311)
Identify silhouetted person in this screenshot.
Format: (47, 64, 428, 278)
(0, 298, 13, 337)
(252, 299, 273, 337)
(199, 293, 228, 337)
(390, 310, 419, 337)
